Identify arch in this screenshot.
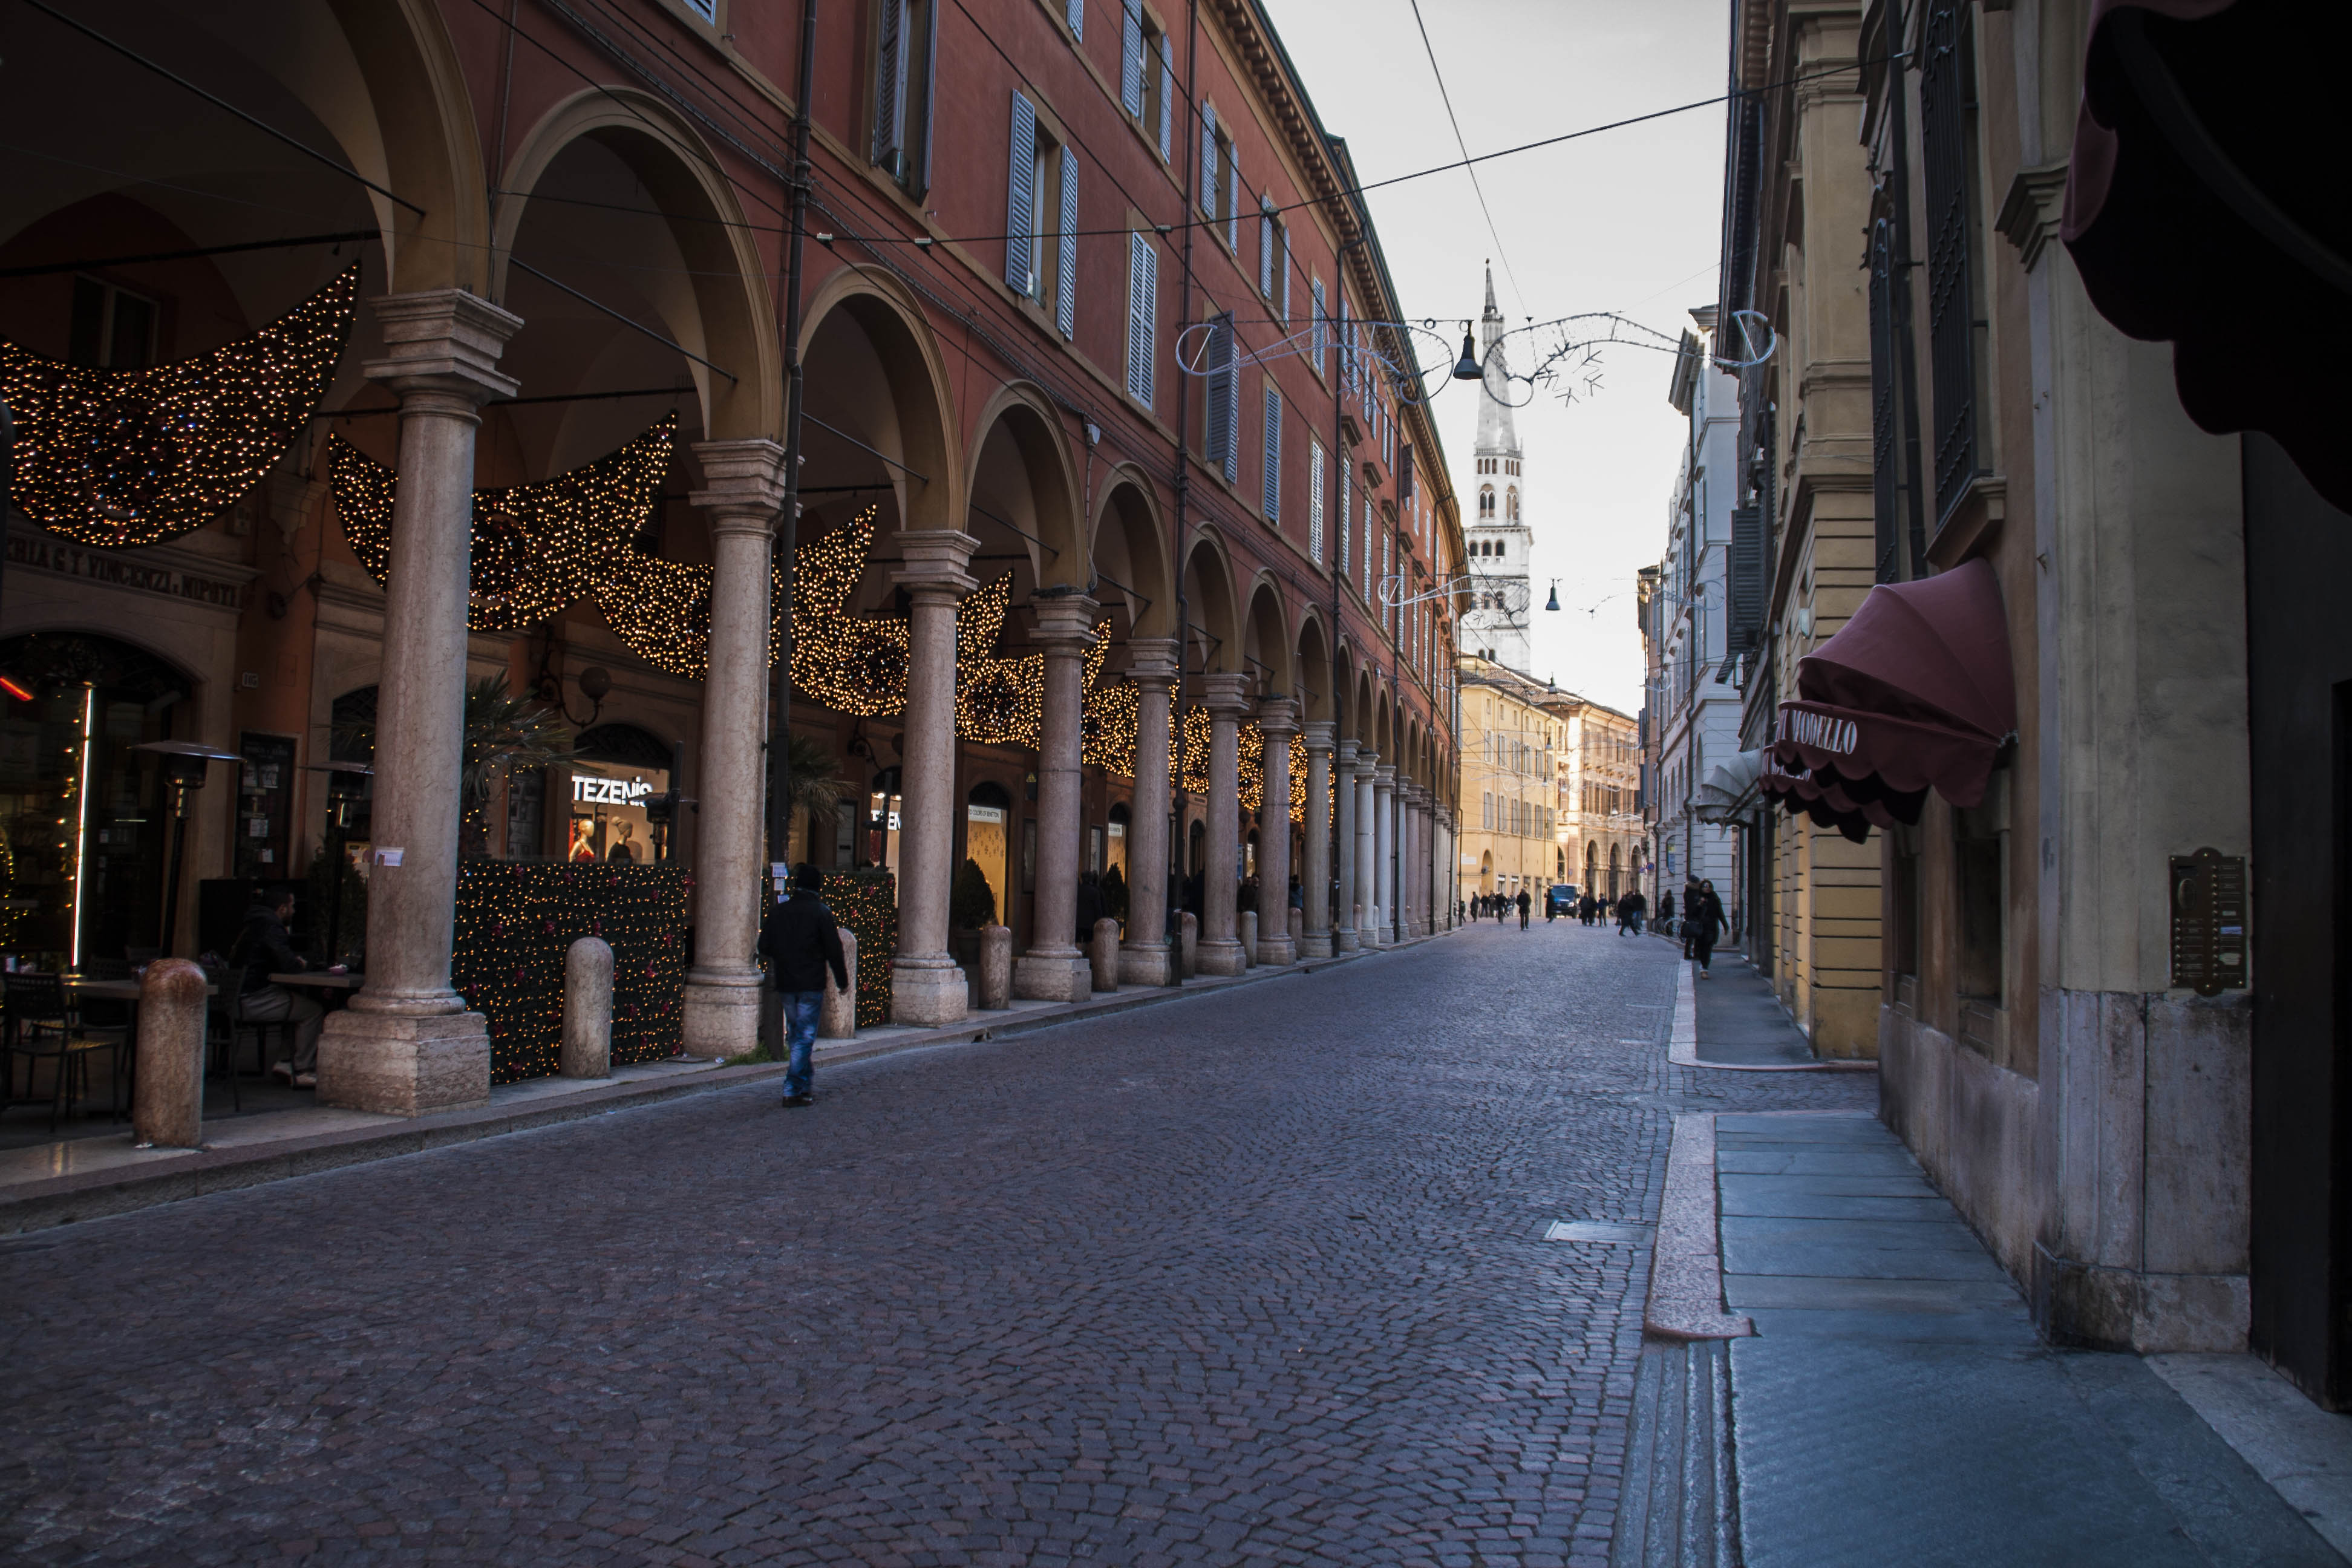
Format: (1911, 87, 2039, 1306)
(1293, 610, 1333, 722)
(1088, 466, 1175, 639)
(494, 88, 783, 442)
(1179, 529, 1241, 675)
(965, 380, 1086, 592)
(1349, 665, 1378, 751)
(1240, 575, 1293, 700)
(797, 264, 964, 537)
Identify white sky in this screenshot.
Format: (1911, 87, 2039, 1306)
(1261, 0, 1728, 716)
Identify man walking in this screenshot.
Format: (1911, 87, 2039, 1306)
(759, 863, 849, 1108)
(1690, 879, 1726, 978)
(1618, 887, 1647, 936)
(1515, 888, 1531, 929)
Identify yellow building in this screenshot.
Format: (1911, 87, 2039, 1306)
(1558, 697, 1643, 901)
(1452, 656, 1641, 909)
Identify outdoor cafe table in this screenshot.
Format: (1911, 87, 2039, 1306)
(266, 972, 362, 991)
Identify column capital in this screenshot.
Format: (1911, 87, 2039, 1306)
(1124, 636, 1181, 687)
(1375, 763, 1397, 786)
(1301, 720, 1336, 753)
(1336, 737, 1360, 764)
(690, 439, 791, 535)
(1353, 748, 1380, 774)
(1255, 696, 1299, 737)
(1200, 671, 1253, 719)
(364, 289, 521, 408)
(1028, 592, 1101, 647)
(889, 529, 981, 603)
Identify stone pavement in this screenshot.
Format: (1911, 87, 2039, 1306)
(1685, 949, 1813, 1068)
(1716, 1112, 2346, 1567)
(0, 918, 1865, 1567)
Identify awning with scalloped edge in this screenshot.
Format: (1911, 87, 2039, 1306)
(1760, 560, 2015, 842)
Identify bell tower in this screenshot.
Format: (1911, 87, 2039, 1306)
(1463, 265, 1531, 673)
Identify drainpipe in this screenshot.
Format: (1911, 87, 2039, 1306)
(766, 0, 820, 866)
(1164, 0, 1201, 955)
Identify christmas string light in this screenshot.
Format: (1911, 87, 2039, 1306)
(3, 262, 356, 547)
(819, 869, 898, 1027)
(330, 414, 675, 632)
(451, 860, 689, 1081)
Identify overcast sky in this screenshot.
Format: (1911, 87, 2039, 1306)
(1261, 0, 1728, 716)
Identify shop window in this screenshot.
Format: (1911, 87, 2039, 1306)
(1106, 802, 1130, 877)
(1955, 793, 2005, 1005)
(966, 780, 1012, 927)
(572, 724, 675, 864)
(870, 0, 938, 194)
(1889, 824, 1921, 992)
(866, 765, 904, 872)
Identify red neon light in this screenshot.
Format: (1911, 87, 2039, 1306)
(0, 677, 31, 702)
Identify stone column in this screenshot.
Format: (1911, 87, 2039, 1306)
(1299, 722, 1335, 959)
(1334, 740, 1360, 953)
(318, 290, 518, 1119)
(680, 440, 791, 1059)
(1373, 763, 1397, 944)
(1120, 639, 1178, 986)
(889, 531, 981, 1025)
(1399, 787, 1419, 936)
(1196, 673, 1252, 976)
(1016, 595, 1099, 1002)
(1351, 748, 1378, 950)
(1412, 791, 1431, 935)
(1255, 698, 1299, 965)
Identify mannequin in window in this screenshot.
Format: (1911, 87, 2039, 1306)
(607, 820, 641, 863)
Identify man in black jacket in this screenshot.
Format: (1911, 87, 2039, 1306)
(232, 886, 325, 1087)
(757, 863, 849, 1108)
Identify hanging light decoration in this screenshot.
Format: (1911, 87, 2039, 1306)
(2, 262, 356, 547)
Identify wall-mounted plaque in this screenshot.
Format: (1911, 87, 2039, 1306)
(2169, 847, 2247, 997)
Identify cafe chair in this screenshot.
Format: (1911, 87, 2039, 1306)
(214, 967, 295, 1097)
(2, 973, 131, 1131)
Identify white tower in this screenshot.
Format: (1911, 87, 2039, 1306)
(1463, 266, 1532, 673)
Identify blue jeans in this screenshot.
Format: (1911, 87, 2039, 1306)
(780, 990, 822, 1097)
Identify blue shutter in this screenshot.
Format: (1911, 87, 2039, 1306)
(1068, 0, 1085, 39)
(1259, 206, 1273, 296)
(1205, 313, 1233, 475)
(872, 0, 903, 165)
(1224, 335, 1241, 483)
(1310, 436, 1325, 560)
(1128, 231, 1157, 408)
(1312, 279, 1327, 375)
(1157, 36, 1174, 159)
(1262, 387, 1282, 521)
(1338, 457, 1351, 573)
(1226, 158, 1239, 251)
(1057, 147, 1079, 338)
(1280, 227, 1292, 324)
(1120, 0, 1145, 116)
(1200, 103, 1217, 217)
(916, 0, 939, 194)
(1005, 94, 1036, 295)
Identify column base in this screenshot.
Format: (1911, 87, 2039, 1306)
(1259, 936, 1298, 966)
(1197, 938, 1246, 977)
(1298, 933, 1334, 959)
(892, 959, 969, 1026)
(1334, 929, 1360, 953)
(1014, 950, 1093, 1004)
(682, 967, 763, 1060)
(318, 1008, 489, 1118)
(1119, 942, 1174, 987)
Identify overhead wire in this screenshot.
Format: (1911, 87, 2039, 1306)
(1403, 0, 1523, 313)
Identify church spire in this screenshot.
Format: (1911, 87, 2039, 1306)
(1475, 263, 1518, 459)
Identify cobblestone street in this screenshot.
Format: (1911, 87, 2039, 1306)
(1, 927, 1869, 1567)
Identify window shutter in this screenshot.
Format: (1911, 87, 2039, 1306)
(1280, 227, 1292, 324)
(1312, 279, 1327, 375)
(1205, 313, 1234, 473)
(1309, 436, 1326, 561)
(1200, 104, 1217, 217)
(1728, 505, 1762, 652)
(1259, 207, 1274, 296)
(1067, 0, 1085, 41)
(1339, 459, 1351, 573)
(1269, 402, 1293, 529)
(1127, 232, 1157, 408)
(1157, 36, 1175, 159)
(1224, 338, 1241, 483)
(1362, 495, 1372, 599)
(1005, 94, 1036, 294)
(872, 0, 904, 165)
(917, 0, 939, 194)
(1337, 295, 1349, 390)
(1120, 0, 1145, 116)
(1056, 147, 1079, 338)
(1226, 158, 1240, 251)
(1398, 442, 1414, 504)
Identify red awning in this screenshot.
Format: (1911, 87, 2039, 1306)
(1761, 560, 2014, 841)
(2062, 0, 2352, 511)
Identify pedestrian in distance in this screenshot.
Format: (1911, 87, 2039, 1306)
(758, 863, 849, 1108)
(1691, 879, 1726, 978)
(1659, 886, 1677, 939)
(1515, 889, 1531, 930)
(1495, 897, 1507, 925)
(1617, 888, 1647, 937)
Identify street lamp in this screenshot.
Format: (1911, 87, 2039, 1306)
(1452, 325, 1481, 382)
(1544, 580, 1560, 612)
(132, 740, 240, 956)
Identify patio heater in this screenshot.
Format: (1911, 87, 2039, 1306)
(132, 740, 240, 956)
(306, 760, 371, 964)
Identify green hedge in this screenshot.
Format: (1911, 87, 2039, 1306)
(453, 860, 689, 1082)
(819, 869, 897, 1028)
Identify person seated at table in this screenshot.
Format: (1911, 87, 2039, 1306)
(230, 886, 324, 1088)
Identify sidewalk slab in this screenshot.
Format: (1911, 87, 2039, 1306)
(0, 931, 1447, 1235)
(1723, 1111, 2344, 1567)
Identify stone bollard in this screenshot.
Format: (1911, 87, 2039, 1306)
(1288, 908, 1304, 950)
(1090, 918, 1121, 993)
(979, 924, 1013, 1009)
(820, 928, 858, 1038)
(562, 936, 613, 1078)
(1179, 912, 1198, 979)
(1240, 910, 1258, 969)
(131, 959, 209, 1149)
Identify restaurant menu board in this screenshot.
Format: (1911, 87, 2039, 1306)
(235, 733, 297, 878)
(2169, 847, 2247, 996)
